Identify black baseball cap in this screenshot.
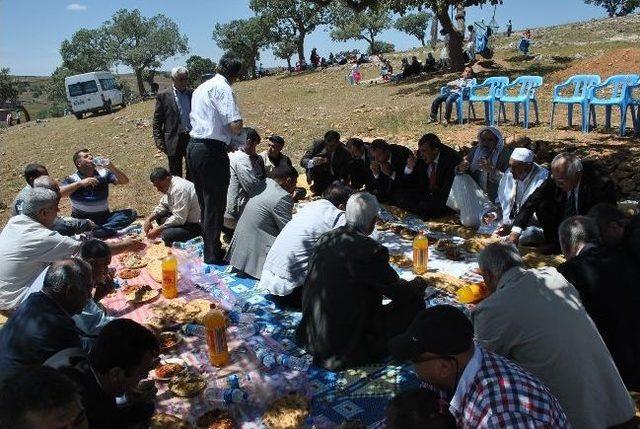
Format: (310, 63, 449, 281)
(388, 305, 473, 362)
(268, 135, 285, 146)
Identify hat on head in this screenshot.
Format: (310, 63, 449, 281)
(268, 135, 285, 146)
(510, 147, 534, 163)
(388, 305, 473, 361)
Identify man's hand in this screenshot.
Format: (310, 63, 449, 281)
(86, 220, 97, 231)
(142, 219, 153, 234)
(507, 231, 520, 245)
(146, 227, 162, 240)
(312, 156, 327, 166)
(380, 162, 392, 176)
(494, 225, 512, 237)
(370, 161, 380, 176)
(154, 139, 166, 152)
(455, 159, 470, 174)
(478, 156, 494, 173)
(80, 177, 99, 188)
(482, 212, 497, 225)
(406, 155, 417, 171)
(124, 239, 146, 252)
(409, 276, 429, 295)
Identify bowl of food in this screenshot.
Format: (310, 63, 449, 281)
(159, 331, 182, 351)
(196, 409, 235, 429)
(153, 357, 187, 381)
(168, 371, 207, 398)
(124, 284, 159, 304)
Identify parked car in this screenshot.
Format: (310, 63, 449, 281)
(65, 71, 125, 119)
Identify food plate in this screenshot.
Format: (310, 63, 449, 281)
(124, 284, 159, 304)
(420, 271, 469, 296)
(149, 413, 191, 429)
(159, 331, 182, 351)
(263, 394, 310, 429)
(119, 253, 149, 269)
(147, 259, 182, 283)
(117, 268, 141, 279)
(389, 253, 413, 269)
(150, 298, 212, 325)
(153, 357, 187, 381)
(168, 372, 207, 398)
(399, 227, 418, 240)
(196, 409, 235, 429)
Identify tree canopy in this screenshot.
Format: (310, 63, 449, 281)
(0, 68, 20, 105)
(272, 37, 298, 70)
(584, 0, 639, 16)
(60, 28, 112, 73)
(185, 55, 216, 86)
(330, 4, 392, 54)
(394, 11, 432, 46)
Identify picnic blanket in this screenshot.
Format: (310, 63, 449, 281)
(102, 206, 483, 428)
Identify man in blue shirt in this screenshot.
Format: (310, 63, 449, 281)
(61, 149, 137, 238)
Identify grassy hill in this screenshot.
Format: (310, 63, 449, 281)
(2, 13, 640, 227)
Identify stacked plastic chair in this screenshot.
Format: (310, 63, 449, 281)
(628, 81, 640, 137)
(467, 77, 509, 126)
(497, 76, 543, 129)
(438, 78, 477, 124)
(550, 75, 601, 133)
(587, 74, 640, 136)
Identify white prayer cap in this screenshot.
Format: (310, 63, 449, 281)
(510, 147, 534, 163)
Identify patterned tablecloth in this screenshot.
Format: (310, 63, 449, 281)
(102, 207, 483, 428)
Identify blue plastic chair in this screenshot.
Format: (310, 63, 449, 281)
(467, 77, 509, 126)
(497, 76, 543, 129)
(550, 75, 601, 133)
(627, 82, 640, 137)
(438, 78, 477, 124)
(587, 74, 640, 136)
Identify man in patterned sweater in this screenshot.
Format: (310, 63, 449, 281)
(389, 305, 569, 428)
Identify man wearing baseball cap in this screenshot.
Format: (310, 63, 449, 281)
(388, 305, 569, 428)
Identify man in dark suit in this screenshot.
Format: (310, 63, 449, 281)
(345, 137, 373, 191)
(509, 152, 616, 252)
(399, 133, 462, 219)
(588, 202, 640, 262)
(152, 66, 193, 179)
(369, 139, 413, 204)
(296, 192, 426, 371)
(300, 130, 350, 195)
(557, 216, 640, 390)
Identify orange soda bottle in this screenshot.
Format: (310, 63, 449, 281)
(412, 232, 429, 275)
(457, 282, 489, 304)
(161, 251, 178, 299)
(203, 304, 229, 367)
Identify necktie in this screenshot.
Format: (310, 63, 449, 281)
(564, 189, 576, 218)
(429, 162, 437, 190)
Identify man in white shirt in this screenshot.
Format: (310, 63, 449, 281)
(259, 182, 353, 309)
(143, 167, 201, 246)
(187, 54, 244, 264)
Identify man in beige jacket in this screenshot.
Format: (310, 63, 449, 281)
(472, 242, 635, 429)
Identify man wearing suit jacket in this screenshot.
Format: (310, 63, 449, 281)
(509, 152, 616, 252)
(300, 130, 350, 194)
(153, 66, 193, 179)
(369, 139, 413, 204)
(400, 134, 462, 218)
(345, 138, 374, 191)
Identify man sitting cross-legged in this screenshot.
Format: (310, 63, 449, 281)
(143, 167, 201, 246)
(61, 149, 137, 238)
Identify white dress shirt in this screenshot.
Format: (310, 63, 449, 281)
(152, 176, 201, 227)
(0, 215, 81, 310)
(189, 74, 242, 144)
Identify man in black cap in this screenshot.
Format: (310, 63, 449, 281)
(388, 306, 568, 429)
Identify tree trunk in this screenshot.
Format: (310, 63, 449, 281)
(455, 3, 466, 33)
(286, 57, 292, 71)
(296, 32, 306, 63)
(135, 69, 145, 96)
(420, 36, 426, 46)
(436, 8, 465, 71)
(430, 18, 439, 49)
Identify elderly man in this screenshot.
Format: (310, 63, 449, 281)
(61, 149, 137, 238)
(473, 242, 635, 429)
(389, 305, 568, 428)
(224, 128, 266, 232)
(10, 163, 48, 216)
(0, 259, 94, 386)
(300, 130, 350, 195)
(345, 138, 373, 191)
(259, 135, 293, 179)
(369, 139, 414, 204)
(429, 66, 475, 124)
(259, 182, 353, 309)
(226, 166, 298, 279)
(296, 192, 427, 370)
(508, 152, 616, 251)
(143, 167, 201, 246)
(153, 66, 193, 179)
(483, 147, 548, 243)
(400, 133, 462, 219)
(188, 54, 244, 264)
(447, 127, 512, 227)
(557, 216, 640, 390)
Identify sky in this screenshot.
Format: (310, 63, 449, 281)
(0, 0, 608, 76)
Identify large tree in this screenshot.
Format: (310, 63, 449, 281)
(584, 0, 639, 16)
(0, 68, 20, 105)
(105, 9, 188, 95)
(330, 4, 392, 54)
(213, 16, 275, 78)
(250, 0, 330, 63)
(394, 11, 432, 46)
(185, 55, 216, 86)
(273, 37, 298, 70)
(60, 28, 112, 73)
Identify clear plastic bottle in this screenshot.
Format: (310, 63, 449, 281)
(181, 323, 205, 337)
(204, 387, 247, 404)
(412, 232, 429, 275)
(93, 156, 109, 167)
(203, 304, 229, 367)
(252, 343, 276, 369)
(276, 354, 311, 371)
(161, 251, 179, 299)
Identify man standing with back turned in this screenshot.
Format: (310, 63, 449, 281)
(188, 54, 244, 264)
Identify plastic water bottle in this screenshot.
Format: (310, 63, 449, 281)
(276, 354, 311, 371)
(93, 156, 109, 167)
(252, 343, 276, 369)
(227, 374, 240, 389)
(181, 323, 205, 337)
(204, 387, 247, 404)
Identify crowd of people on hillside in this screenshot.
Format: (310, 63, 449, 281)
(1, 54, 639, 429)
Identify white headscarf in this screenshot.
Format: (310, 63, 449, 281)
(470, 126, 505, 172)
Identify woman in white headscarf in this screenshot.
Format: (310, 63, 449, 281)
(447, 126, 512, 228)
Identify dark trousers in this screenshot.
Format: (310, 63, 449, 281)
(79, 209, 138, 238)
(168, 133, 191, 180)
(267, 287, 303, 311)
(157, 214, 202, 246)
(187, 138, 230, 263)
(307, 169, 334, 195)
(395, 188, 454, 219)
(430, 93, 460, 121)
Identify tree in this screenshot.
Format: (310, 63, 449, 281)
(368, 41, 395, 54)
(584, 0, 639, 16)
(185, 55, 216, 86)
(329, 4, 392, 55)
(213, 16, 274, 77)
(394, 11, 432, 46)
(0, 68, 20, 104)
(273, 37, 298, 70)
(60, 28, 112, 73)
(46, 66, 72, 104)
(250, 0, 330, 63)
(105, 9, 189, 95)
